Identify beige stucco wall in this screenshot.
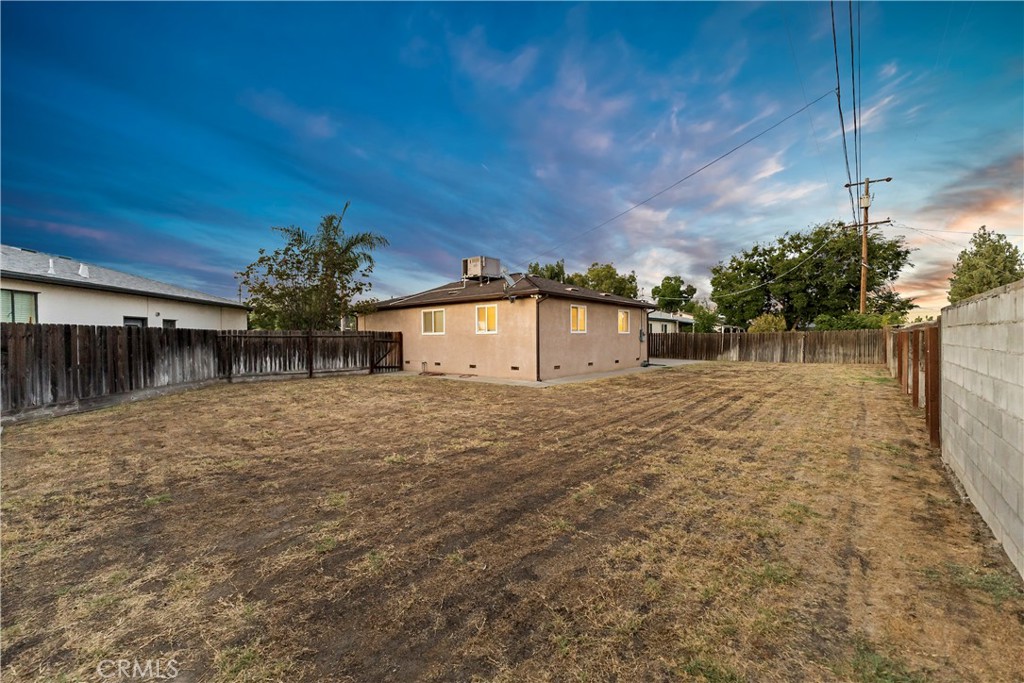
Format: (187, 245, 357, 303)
(361, 296, 649, 381)
(538, 297, 648, 379)
(361, 298, 539, 380)
(0, 277, 248, 330)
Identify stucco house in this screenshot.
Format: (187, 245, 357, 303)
(1, 244, 248, 330)
(359, 258, 652, 381)
(648, 309, 695, 333)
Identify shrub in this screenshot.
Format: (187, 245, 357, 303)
(812, 312, 889, 330)
(747, 313, 787, 333)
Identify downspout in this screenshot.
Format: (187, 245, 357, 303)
(534, 294, 547, 382)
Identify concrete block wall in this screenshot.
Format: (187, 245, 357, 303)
(940, 279, 1024, 577)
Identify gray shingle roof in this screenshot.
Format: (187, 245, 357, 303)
(376, 274, 653, 310)
(0, 244, 248, 310)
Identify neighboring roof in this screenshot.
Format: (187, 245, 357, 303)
(373, 274, 653, 311)
(648, 309, 695, 323)
(0, 244, 248, 310)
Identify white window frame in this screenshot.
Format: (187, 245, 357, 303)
(570, 304, 587, 333)
(421, 308, 445, 335)
(475, 304, 498, 334)
(617, 309, 630, 334)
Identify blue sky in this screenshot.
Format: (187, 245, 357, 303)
(2, 2, 1021, 313)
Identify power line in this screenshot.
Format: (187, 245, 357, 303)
(830, 1, 859, 224)
(856, 0, 864, 185)
(848, 0, 861, 186)
(888, 225, 1023, 237)
(518, 88, 836, 270)
(712, 225, 845, 300)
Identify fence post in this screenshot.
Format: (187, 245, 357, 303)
(306, 329, 314, 379)
(926, 324, 941, 447)
(910, 330, 921, 408)
(397, 332, 403, 370)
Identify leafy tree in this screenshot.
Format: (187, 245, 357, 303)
(651, 275, 697, 313)
(529, 260, 639, 298)
(747, 313, 788, 333)
(238, 204, 388, 330)
(527, 259, 568, 282)
(813, 312, 883, 330)
(691, 302, 719, 333)
(948, 226, 1024, 304)
(579, 262, 639, 298)
(867, 286, 916, 324)
(710, 221, 912, 329)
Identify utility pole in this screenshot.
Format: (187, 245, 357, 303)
(845, 176, 892, 313)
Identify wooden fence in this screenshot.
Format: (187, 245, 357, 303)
(885, 321, 941, 446)
(0, 324, 402, 417)
(648, 329, 886, 364)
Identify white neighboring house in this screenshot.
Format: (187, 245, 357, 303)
(0, 245, 248, 330)
(647, 309, 695, 333)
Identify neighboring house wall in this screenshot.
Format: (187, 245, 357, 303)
(538, 298, 648, 379)
(360, 298, 539, 380)
(940, 279, 1024, 577)
(0, 276, 248, 330)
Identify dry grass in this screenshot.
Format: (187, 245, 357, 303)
(2, 363, 1021, 682)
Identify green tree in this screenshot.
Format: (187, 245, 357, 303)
(529, 260, 639, 298)
(691, 302, 719, 333)
(651, 275, 697, 313)
(948, 226, 1024, 304)
(747, 313, 788, 333)
(238, 203, 388, 330)
(710, 221, 912, 329)
(578, 262, 639, 298)
(812, 312, 885, 330)
(527, 259, 568, 282)
(867, 286, 916, 324)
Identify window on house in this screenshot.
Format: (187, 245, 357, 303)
(124, 317, 147, 328)
(618, 310, 630, 334)
(661, 323, 668, 333)
(476, 304, 497, 334)
(570, 304, 587, 333)
(422, 309, 445, 335)
(162, 319, 176, 330)
(1, 289, 38, 323)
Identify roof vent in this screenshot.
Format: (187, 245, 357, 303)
(78, 263, 90, 278)
(47, 258, 56, 275)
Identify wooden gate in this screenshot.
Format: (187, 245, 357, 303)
(370, 334, 403, 374)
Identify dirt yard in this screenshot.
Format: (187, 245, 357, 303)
(2, 363, 1022, 682)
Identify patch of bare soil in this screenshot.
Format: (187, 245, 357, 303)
(2, 363, 1021, 682)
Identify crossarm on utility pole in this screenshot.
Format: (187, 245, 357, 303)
(843, 177, 893, 314)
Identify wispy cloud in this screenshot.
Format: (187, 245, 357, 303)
(448, 26, 539, 90)
(240, 89, 338, 139)
(5, 217, 117, 244)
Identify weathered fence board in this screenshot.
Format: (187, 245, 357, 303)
(1, 324, 402, 416)
(648, 329, 885, 364)
(885, 321, 941, 447)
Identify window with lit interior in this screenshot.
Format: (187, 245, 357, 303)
(570, 304, 587, 333)
(476, 304, 497, 334)
(618, 310, 630, 334)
